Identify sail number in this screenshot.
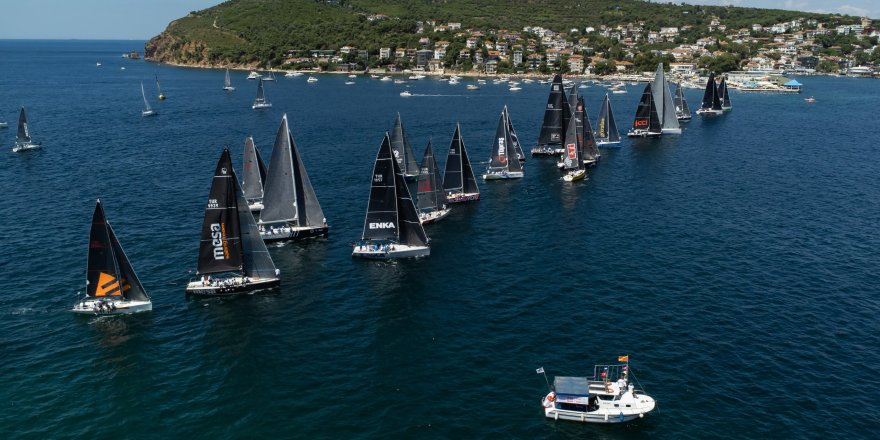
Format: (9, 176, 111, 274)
(207, 198, 220, 208)
(373, 174, 383, 183)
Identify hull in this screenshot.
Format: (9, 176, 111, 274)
(419, 207, 451, 225)
(696, 108, 723, 116)
(260, 225, 329, 242)
(722, 106, 732, 112)
(677, 115, 692, 121)
(185, 276, 280, 297)
(71, 298, 152, 315)
(12, 142, 41, 153)
(142, 110, 157, 117)
(563, 169, 587, 182)
(248, 201, 264, 212)
(544, 408, 644, 424)
(531, 146, 563, 156)
(0, 122, 8, 128)
(542, 391, 655, 424)
(626, 129, 661, 138)
(661, 127, 682, 134)
(352, 243, 430, 259)
(445, 192, 480, 204)
(223, 86, 236, 91)
(252, 103, 272, 110)
(483, 170, 524, 180)
(596, 141, 622, 148)
(403, 173, 419, 182)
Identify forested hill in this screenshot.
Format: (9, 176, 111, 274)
(145, 0, 849, 68)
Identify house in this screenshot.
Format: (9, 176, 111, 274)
(379, 47, 391, 59)
(339, 46, 355, 55)
(669, 62, 696, 76)
(416, 49, 433, 67)
(513, 50, 523, 66)
(615, 60, 634, 72)
(485, 59, 498, 75)
(434, 47, 446, 60)
(567, 55, 584, 73)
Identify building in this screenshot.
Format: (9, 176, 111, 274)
(416, 49, 433, 67)
(379, 47, 391, 59)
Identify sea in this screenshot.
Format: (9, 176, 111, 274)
(1, 40, 878, 439)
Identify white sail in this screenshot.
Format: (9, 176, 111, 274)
(652, 63, 680, 134)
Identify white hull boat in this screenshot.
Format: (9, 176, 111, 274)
(419, 207, 451, 224)
(71, 298, 152, 315)
(482, 170, 523, 180)
(252, 103, 272, 109)
(352, 243, 430, 259)
(445, 192, 480, 203)
(0, 122, 8, 129)
(696, 108, 723, 116)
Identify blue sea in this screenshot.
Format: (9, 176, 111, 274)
(1, 40, 878, 439)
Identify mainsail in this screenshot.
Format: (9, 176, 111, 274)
(720, 77, 732, 110)
(487, 107, 523, 174)
(197, 148, 244, 275)
(505, 107, 525, 161)
(253, 78, 269, 106)
(537, 74, 567, 147)
(700, 73, 722, 111)
(595, 94, 620, 144)
(562, 100, 584, 171)
(442, 124, 480, 196)
(674, 82, 692, 119)
(633, 83, 661, 133)
(260, 114, 325, 227)
(578, 97, 599, 162)
(361, 133, 429, 247)
(140, 82, 153, 113)
(389, 113, 420, 178)
(86, 200, 150, 302)
(416, 141, 447, 213)
(241, 137, 264, 203)
(224, 69, 234, 89)
(16, 107, 31, 143)
(652, 63, 680, 133)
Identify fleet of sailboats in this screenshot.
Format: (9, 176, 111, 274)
(252, 77, 272, 109)
(12, 107, 41, 152)
(627, 83, 662, 137)
(483, 106, 524, 180)
(223, 68, 236, 91)
(594, 93, 621, 147)
(442, 123, 481, 203)
(353, 133, 430, 259)
(416, 140, 451, 224)
(71, 199, 153, 315)
(258, 114, 328, 242)
(185, 147, 280, 296)
(388, 113, 420, 181)
(141, 82, 157, 117)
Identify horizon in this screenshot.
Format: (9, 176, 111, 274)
(0, 0, 875, 40)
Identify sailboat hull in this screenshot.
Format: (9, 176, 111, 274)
(445, 192, 480, 203)
(661, 128, 682, 134)
(142, 110, 157, 117)
(696, 108, 723, 116)
(531, 146, 563, 156)
(419, 207, 452, 225)
(626, 129, 662, 138)
(185, 277, 281, 297)
(596, 141, 622, 148)
(482, 171, 524, 180)
(563, 169, 587, 182)
(260, 225, 329, 242)
(12, 142, 41, 153)
(352, 243, 430, 259)
(0, 122, 8, 129)
(252, 103, 272, 110)
(71, 298, 152, 315)
(404, 173, 419, 182)
(223, 86, 236, 91)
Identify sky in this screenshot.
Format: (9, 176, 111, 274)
(0, 0, 875, 40)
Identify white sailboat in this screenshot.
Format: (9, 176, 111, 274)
(72, 200, 152, 315)
(141, 82, 157, 117)
(11, 107, 41, 152)
(223, 68, 236, 91)
(241, 136, 268, 212)
(652, 63, 681, 134)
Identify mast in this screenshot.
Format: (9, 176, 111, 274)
(389, 113, 420, 177)
(417, 141, 447, 213)
(241, 137, 264, 203)
(17, 107, 31, 143)
(537, 74, 566, 146)
(196, 148, 243, 275)
(141, 82, 152, 112)
(652, 63, 680, 132)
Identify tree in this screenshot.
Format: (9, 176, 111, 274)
(815, 59, 839, 73)
(593, 60, 616, 75)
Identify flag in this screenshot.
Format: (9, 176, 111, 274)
(536, 367, 545, 374)
(618, 355, 629, 363)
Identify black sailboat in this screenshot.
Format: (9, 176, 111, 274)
(416, 141, 451, 224)
(12, 107, 41, 152)
(505, 107, 526, 163)
(562, 98, 587, 182)
(252, 77, 272, 109)
(595, 93, 621, 147)
(442, 123, 481, 203)
(719, 76, 732, 111)
(389, 113, 420, 181)
(242, 136, 266, 212)
(258, 114, 328, 242)
(483, 106, 524, 180)
(186, 148, 280, 296)
(696, 72, 723, 116)
(674, 82, 692, 121)
(627, 83, 662, 137)
(579, 97, 600, 166)
(532, 74, 568, 156)
(353, 133, 430, 259)
(72, 200, 152, 315)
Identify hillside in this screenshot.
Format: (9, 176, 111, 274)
(145, 0, 854, 69)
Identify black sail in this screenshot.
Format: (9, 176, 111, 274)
(606, 95, 620, 142)
(562, 100, 583, 171)
(288, 119, 325, 227)
(255, 148, 268, 185)
(720, 77, 732, 108)
(86, 200, 150, 301)
(394, 148, 430, 248)
(362, 133, 401, 241)
(505, 107, 525, 161)
(197, 148, 243, 275)
(579, 97, 599, 161)
(487, 108, 522, 173)
(107, 219, 150, 302)
(537, 74, 566, 146)
(674, 82, 691, 117)
(389, 113, 420, 177)
(633, 83, 661, 132)
(701, 73, 723, 110)
(242, 137, 264, 202)
(235, 173, 278, 279)
(417, 141, 447, 212)
(459, 129, 480, 194)
(442, 125, 464, 193)
(17, 107, 31, 143)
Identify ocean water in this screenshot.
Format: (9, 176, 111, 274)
(1, 40, 878, 439)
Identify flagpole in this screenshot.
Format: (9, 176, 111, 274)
(543, 371, 551, 390)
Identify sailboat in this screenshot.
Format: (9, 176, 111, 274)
(532, 74, 567, 156)
(561, 98, 587, 182)
(557, 86, 584, 170)
(11, 107, 41, 152)
(252, 77, 272, 109)
(223, 68, 236, 91)
(155, 74, 166, 100)
(594, 93, 621, 147)
(352, 132, 430, 259)
(442, 123, 481, 203)
(483, 106, 524, 180)
(627, 83, 662, 137)
(388, 113, 420, 181)
(141, 82, 157, 117)
(72, 199, 153, 315)
(258, 114, 328, 242)
(185, 147, 280, 297)
(673, 82, 692, 121)
(416, 141, 451, 224)
(652, 63, 681, 134)
(720, 76, 732, 111)
(241, 136, 267, 212)
(262, 62, 276, 81)
(696, 72, 723, 116)
(579, 97, 601, 166)
(505, 107, 526, 163)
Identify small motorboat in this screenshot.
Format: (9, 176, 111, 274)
(307, 76, 318, 83)
(399, 90, 412, 97)
(804, 96, 816, 103)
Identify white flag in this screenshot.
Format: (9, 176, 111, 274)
(536, 367, 544, 374)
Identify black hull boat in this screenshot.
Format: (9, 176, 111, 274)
(260, 225, 328, 242)
(185, 277, 280, 298)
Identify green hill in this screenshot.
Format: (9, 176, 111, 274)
(145, 0, 853, 69)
